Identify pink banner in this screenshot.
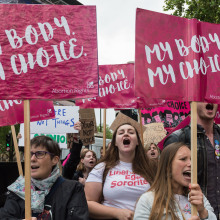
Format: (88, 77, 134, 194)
(0, 5, 98, 100)
(141, 100, 190, 131)
(0, 100, 55, 126)
(135, 9, 220, 104)
(75, 63, 138, 108)
(158, 115, 191, 150)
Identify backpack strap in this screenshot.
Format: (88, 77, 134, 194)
(45, 176, 65, 204)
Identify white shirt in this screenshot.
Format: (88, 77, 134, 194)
(87, 161, 150, 210)
(134, 191, 217, 220)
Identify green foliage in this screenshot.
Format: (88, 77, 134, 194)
(97, 124, 113, 139)
(163, 0, 220, 23)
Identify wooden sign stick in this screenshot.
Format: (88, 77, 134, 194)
(24, 100, 31, 220)
(11, 125, 23, 176)
(138, 109, 144, 145)
(103, 109, 106, 156)
(190, 101, 198, 216)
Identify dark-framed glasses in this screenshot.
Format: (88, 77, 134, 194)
(31, 151, 54, 159)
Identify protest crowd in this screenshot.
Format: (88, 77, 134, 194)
(0, 102, 219, 220)
(0, 1, 220, 220)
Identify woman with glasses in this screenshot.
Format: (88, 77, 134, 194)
(0, 135, 89, 220)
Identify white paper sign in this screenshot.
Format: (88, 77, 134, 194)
(18, 133, 67, 149)
(20, 106, 79, 134)
(18, 106, 79, 149)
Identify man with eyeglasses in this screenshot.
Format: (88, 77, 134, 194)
(0, 135, 89, 220)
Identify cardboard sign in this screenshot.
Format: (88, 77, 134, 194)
(0, 100, 55, 126)
(0, 5, 98, 100)
(143, 123, 167, 146)
(135, 9, 220, 104)
(110, 112, 145, 136)
(79, 109, 95, 145)
(76, 63, 138, 108)
(20, 106, 79, 134)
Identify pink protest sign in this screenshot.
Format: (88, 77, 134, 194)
(0, 5, 98, 100)
(135, 9, 220, 104)
(0, 100, 55, 126)
(75, 63, 138, 108)
(158, 115, 191, 150)
(141, 100, 190, 132)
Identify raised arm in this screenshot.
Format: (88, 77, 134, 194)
(62, 122, 83, 179)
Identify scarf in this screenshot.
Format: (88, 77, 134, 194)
(7, 165, 60, 213)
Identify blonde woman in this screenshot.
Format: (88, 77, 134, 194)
(145, 142, 160, 160)
(74, 149, 97, 185)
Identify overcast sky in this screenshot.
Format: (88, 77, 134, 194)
(80, 0, 167, 65)
(79, 0, 168, 126)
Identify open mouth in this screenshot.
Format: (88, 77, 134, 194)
(123, 139, 130, 145)
(183, 170, 191, 178)
(89, 161, 94, 165)
(151, 152, 155, 156)
(31, 165, 39, 170)
(206, 103, 214, 110)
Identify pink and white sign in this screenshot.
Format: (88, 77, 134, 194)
(158, 115, 191, 150)
(0, 5, 98, 100)
(141, 100, 190, 133)
(75, 63, 138, 108)
(135, 9, 220, 104)
(0, 100, 55, 126)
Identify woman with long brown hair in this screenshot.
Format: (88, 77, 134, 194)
(134, 142, 216, 220)
(74, 149, 97, 185)
(85, 113, 157, 220)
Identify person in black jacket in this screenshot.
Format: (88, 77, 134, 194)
(62, 122, 97, 186)
(163, 102, 220, 219)
(0, 135, 89, 220)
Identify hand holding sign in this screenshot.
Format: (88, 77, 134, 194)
(74, 121, 81, 131)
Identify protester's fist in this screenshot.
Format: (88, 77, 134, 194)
(188, 183, 204, 212)
(78, 177, 86, 186)
(74, 121, 81, 131)
(17, 133, 22, 139)
(188, 183, 208, 219)
(114, 209, 134, 220)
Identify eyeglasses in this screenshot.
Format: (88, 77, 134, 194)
(31, 151, 54, 159)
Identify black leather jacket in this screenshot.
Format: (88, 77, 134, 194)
(62, 141, 83, 180)
(0, 178, 89, 220)
(164, 123, 220, 196)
